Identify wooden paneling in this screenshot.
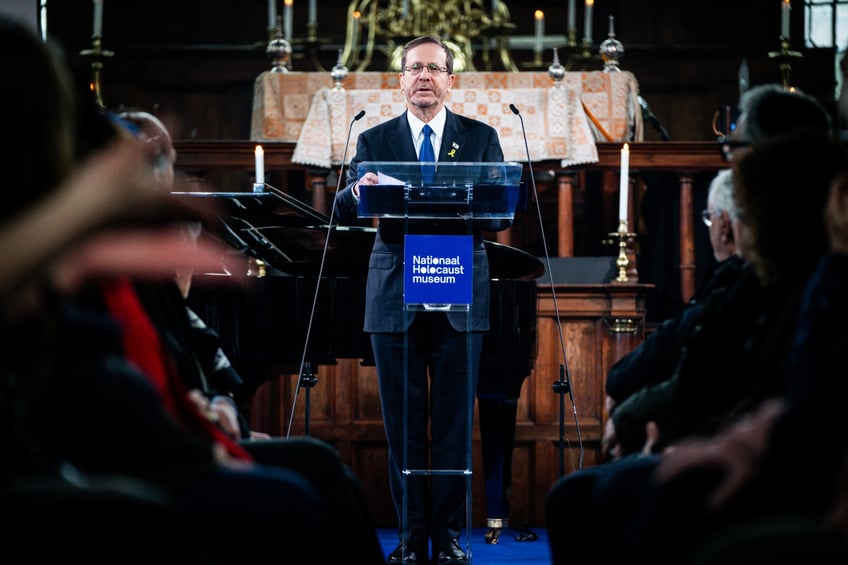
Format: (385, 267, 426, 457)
(249, 282, 649, 527)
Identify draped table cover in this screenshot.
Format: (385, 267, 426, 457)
(251, 71, 642, 168)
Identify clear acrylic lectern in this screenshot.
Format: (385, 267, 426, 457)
(357, 161, 522, 563)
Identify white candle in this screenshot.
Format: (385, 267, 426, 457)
(255, 145, 265, 185)
(268, 0, 277, 29)
(619, 143, 630, 222)
(402, 0, 409, 17)
(583, 0, 594, 43)
(568, 0, 576, 32)
(491, 0, 498, 15)
(92, 0, 103, 37)
(534, 10, 544, 54)
(352, 11, 360, 50)
(781, 0, 791, 38)
(283, 0, 293, 39)
(309, 0, 317, 24)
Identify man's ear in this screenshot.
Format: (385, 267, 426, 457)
(722, 213, 735, 243)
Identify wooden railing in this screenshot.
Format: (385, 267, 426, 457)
(174, 140, 727, 301)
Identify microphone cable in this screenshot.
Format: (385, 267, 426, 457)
(510, 103, 584, 472)
(281, 109, 366, 438)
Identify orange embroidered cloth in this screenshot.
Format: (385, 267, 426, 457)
(289, 85, 600, 168)
(250, 71, 642, 154)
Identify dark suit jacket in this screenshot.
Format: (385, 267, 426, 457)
(333, 109, 507, 332)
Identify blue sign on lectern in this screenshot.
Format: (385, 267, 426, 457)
(404, 235, 472, 306)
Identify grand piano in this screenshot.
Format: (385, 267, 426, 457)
(181, 187, 543, 536)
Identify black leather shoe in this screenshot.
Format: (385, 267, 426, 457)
(388, 540, 429, 564)
(434, 538, 467, 564)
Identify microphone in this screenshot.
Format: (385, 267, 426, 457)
(286, 108, 365, 438)
(637, 95, 671, 141)
(510, 102, 584, 473)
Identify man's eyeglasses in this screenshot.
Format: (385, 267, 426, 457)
(701, 209, 722, 227)
(403, 62, 449, 76)
(717, 137, 751, 162)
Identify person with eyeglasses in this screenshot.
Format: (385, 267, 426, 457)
(547, 127, 848, 565)
(602, 168, 747, 458)
(718, 83, 833, 163)
(332, 35, 508, 565)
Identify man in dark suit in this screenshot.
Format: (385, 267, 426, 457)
(333, 35, 508, 565)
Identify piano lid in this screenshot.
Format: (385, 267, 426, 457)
(173, 189, 543, 280)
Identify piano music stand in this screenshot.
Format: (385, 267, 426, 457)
(358, 161, 522, 563)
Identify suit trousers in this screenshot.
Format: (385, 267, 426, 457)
(371, 311, 483, 546)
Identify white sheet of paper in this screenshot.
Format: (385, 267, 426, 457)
(377, 171, 405, 185)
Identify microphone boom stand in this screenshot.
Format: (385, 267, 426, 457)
(284, 109, 366, 438)
(509, 103, 584, 476)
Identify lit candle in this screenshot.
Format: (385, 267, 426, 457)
(352, 11, 360, 50)
(534, 10, 544, 54)
(619, 143, 630, 222)
(781, 0, 791, 38)
(309, 0, 317, 24)
(92, 0, 103, 37)
(255, 145, 265, 185)
(568, 0, 576, 32)
(283, 0, 293, 39)
(584, 0, 594, 43)
(267, 0, 277, 29)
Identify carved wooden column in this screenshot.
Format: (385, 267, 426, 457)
(307, 169, 330, 215)
(678, 172, 696, 302)
(556, 172, 576, 256)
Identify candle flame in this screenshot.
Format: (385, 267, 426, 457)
(586, 0, 594, 6)
(353, 10, 361, 18)
(284, 0, 293, 6)
(535, 10, 544, 19)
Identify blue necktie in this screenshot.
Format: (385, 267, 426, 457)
(419, 124, 435, 184)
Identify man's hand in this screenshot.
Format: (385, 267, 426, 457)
(602, 396, 621, 459)
(642, 421, 661, 455)
(208, 395, 242, 441)
(187, 389, 241, 441)
(655, 399, 785, 509)
(826, 172, 848, 253)
(353, 172, 378, 198)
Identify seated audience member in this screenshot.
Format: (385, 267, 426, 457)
(0, 15, 333, 561)
(113, 108, 387, 565)
(645, 168, 848, 565)
(601, 84, 834, 459)
(116, 108, 262, 441)
(546, 129, 848, 565)
(603, 168, 745, 456)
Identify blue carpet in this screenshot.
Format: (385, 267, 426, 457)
(377, 527, 552, 564)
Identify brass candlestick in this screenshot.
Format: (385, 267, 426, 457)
(768, 35, 802, 90)
(79, 36, 114, 109)
(562, 37, 596, 71)
(608, 220, 636, 283)
(566, 26, 578, 48)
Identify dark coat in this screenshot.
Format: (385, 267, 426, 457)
(333, 108, 507, 333)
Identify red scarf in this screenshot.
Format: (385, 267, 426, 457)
(101, 277, 252, 462)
